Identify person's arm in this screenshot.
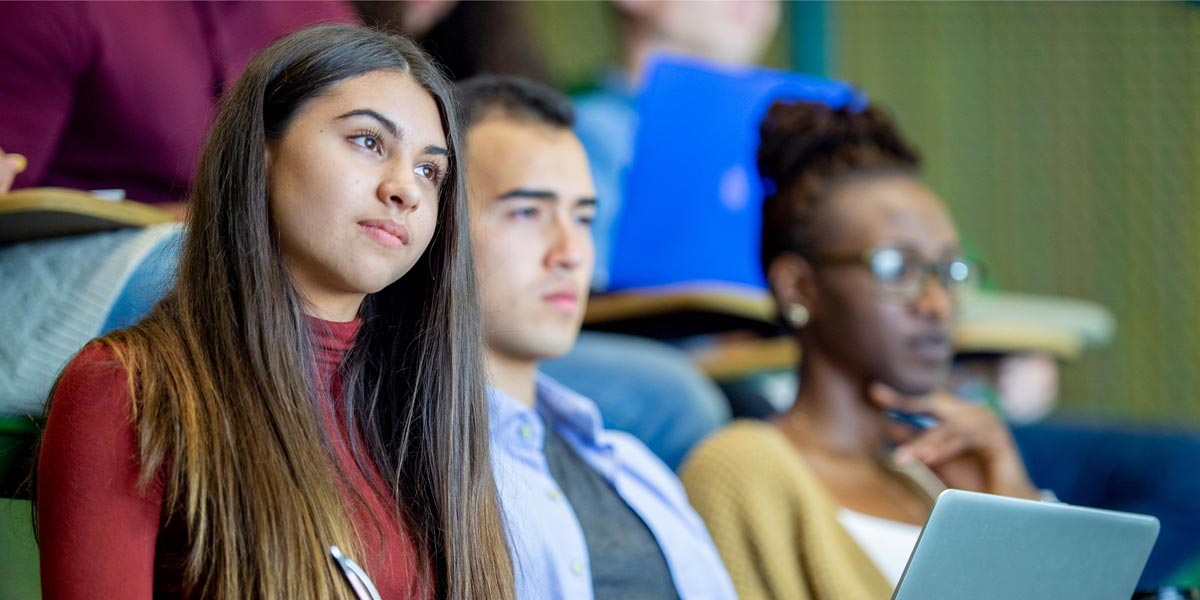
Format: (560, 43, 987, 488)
(1012, 423, 1200, 585)
(37, 343, 162, 599)
(0, 2, 91, 190)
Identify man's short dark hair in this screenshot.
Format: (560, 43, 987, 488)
(455, 74, 575, 130)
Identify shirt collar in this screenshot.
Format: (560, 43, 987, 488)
(533, 373, 608, 446)
(487, 382, 533, 439)
(487, 372, 610, 450)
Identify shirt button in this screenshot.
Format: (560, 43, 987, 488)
(518, 425, 534, 439)
(546, 489, 562, 501)
(571, 561, 585, 576)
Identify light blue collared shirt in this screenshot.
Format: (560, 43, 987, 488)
(489, 373, 737, 600)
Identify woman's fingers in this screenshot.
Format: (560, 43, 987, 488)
(896, 425, 969, 467)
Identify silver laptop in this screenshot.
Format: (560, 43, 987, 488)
(893, 489, 1159, 600)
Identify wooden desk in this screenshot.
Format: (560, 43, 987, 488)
(583, 285, 791, 381)
(584, 284, 782, 339)
(0, 187, 175, 244)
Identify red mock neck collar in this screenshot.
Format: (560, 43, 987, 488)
(306, 315, 362, 371)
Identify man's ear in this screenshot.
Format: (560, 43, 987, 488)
(767, 251, 819, 322)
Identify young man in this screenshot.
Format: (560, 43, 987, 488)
(457, 75, 736, 600)
(538, 0, 784, 468)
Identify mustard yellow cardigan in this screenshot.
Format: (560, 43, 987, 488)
(680, 420, 895, 600)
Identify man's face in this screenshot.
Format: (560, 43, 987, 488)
(467, 116, 597, 363)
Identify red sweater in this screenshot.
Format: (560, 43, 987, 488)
(37, 318, 428, 599)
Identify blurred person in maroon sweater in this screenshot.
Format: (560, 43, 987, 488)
(0, 1, 356, 211)
(0, 2, 357, 414)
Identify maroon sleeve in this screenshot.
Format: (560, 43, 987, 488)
(0, 2, 91, 189)
(37, 343, 162, 600)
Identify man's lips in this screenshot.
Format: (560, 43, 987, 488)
(358, 219, 409, 249)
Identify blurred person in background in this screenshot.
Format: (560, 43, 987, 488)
(680, 99, 1042, 598)
(540, 0, 783, 470)
(0, 2, 358, 415)
(574, 0, 782, 289)
(0, 1, 356, 210)
(355, 0, 550, 83)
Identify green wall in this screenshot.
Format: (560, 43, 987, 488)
(832, 1, 1200, 424)
(526, 0, 1200, 426)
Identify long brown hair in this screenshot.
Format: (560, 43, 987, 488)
(35, 25, 513, 600)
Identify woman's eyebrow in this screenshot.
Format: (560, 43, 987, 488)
(335, 108, 398, 138)
(336, 109, 448, 157)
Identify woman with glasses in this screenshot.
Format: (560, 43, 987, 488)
(34, 25, 514, 600)
(679, 99, 1040, 599)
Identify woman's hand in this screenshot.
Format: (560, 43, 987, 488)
(0, 148, 27, 194)
(870, 382, 1040, 500)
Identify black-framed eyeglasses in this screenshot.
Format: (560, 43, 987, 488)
(330, 545, 383, 600)
(809, 246, 984, 303)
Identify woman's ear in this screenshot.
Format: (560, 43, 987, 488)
(767, 252, 818, 324)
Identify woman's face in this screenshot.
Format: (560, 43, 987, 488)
(804, 175, 962, 395)
(267, 70, 446, 320)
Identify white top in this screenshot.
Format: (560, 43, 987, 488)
(837, 508, 924, 587)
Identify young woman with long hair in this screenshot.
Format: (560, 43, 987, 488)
(34, 25, 514, 600)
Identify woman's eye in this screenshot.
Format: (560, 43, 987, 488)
(871, 248, 907, 282)
(415, 164, 441, 182)
(350, 135, 382, 154)
(512, 207, 540, 220)
(948, 259, 972, 283)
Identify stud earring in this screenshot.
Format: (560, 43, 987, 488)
(784, 303, 810, 328)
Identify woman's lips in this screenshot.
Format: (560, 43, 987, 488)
(358, 219, 409, 249)
(543, 291, 579, 312)
(910, 334, 953, 363)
